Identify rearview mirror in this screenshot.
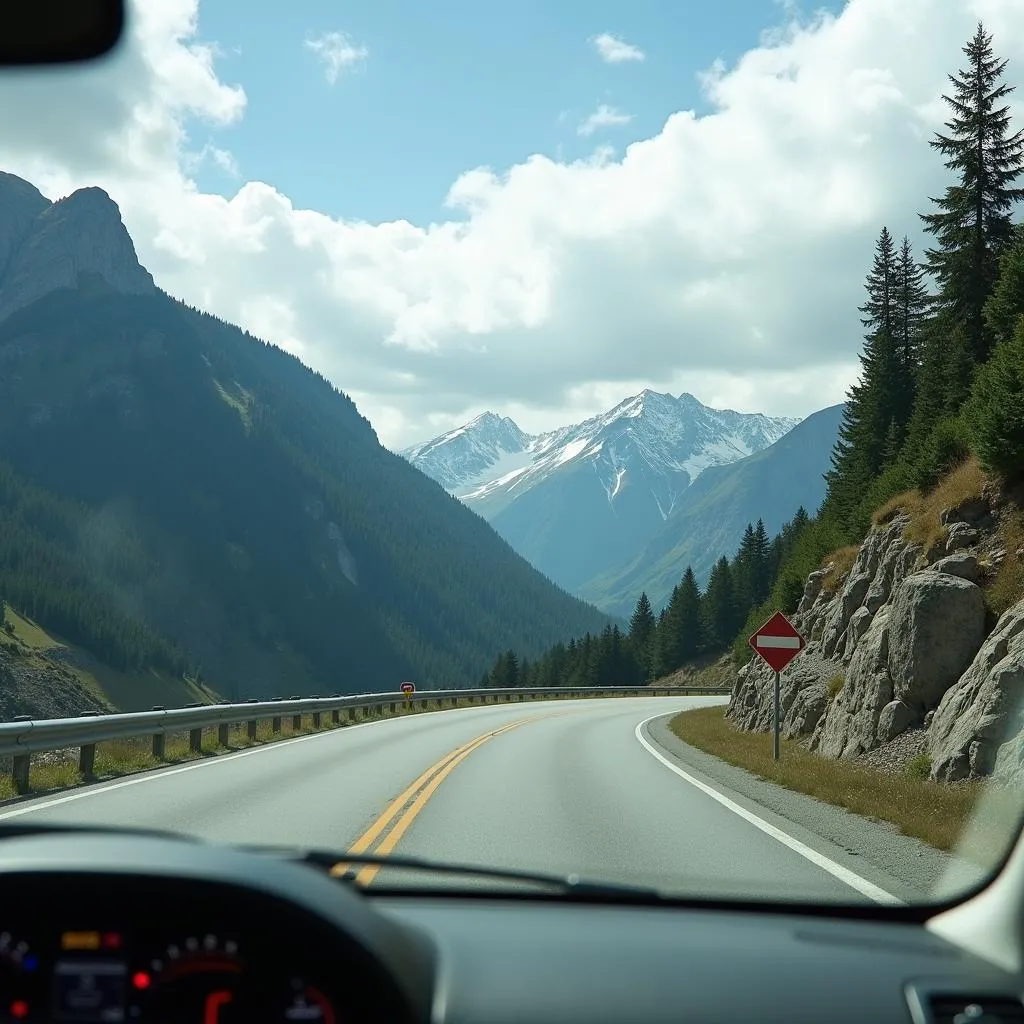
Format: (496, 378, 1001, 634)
(0, 0, 124, 65)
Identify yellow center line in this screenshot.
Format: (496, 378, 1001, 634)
(331, 715, 540, 887)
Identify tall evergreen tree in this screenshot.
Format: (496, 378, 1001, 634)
(895, 235, 931, 374)
(984, 225, 1024, 345)
(825, 226, 901, 525)
(920, 22, 1024, 366)
(701, 557, 737, 652)
(628, 592, 657, 680)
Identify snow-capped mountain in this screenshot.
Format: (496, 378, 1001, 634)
(401, 412, 532, 494)
(402, 390, 800, 601)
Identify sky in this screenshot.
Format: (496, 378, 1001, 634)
(0, 0, 1021, 451)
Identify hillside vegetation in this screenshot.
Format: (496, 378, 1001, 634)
(481, 20, 1024, 689)
(0, 275, 610, 707)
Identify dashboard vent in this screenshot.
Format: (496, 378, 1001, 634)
(925, 995, 1024, 1024)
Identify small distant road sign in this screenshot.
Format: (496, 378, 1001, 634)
(748, 610, 806, 674)
(748, 611, 806, 762)
(400, 682, 415, 698)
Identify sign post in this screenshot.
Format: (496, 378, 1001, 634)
(400, 681, 415, 704)
(748, 611, 806, 762)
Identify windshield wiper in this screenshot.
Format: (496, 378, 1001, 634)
(239, 845, 665, 901)
(0, 823, 663, 902)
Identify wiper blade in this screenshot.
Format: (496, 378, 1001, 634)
(238, 845, 664, 900)
(0, 825, 661, 901)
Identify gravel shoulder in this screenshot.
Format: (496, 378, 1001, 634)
(643, 711, 988, 905)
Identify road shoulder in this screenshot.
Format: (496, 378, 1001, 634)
(641, 711, 966, 904)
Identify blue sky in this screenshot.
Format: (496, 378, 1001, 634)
(188, 0, 847, 226)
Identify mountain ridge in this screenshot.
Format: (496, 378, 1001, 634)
(0, 171, 612, 710)
(403, 388, 802, 599)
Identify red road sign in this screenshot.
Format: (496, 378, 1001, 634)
(748, 611, 806, 673)
(400, 682, 415, 694)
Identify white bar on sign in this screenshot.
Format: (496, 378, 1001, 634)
(756, 636, 801, 649)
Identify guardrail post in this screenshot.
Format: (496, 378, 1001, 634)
(78, 710, 100, 778)
(189, 727, 203, 752)
(218, 723, 230, 746)
(11, 715, 30, 794)
(347, 707, 356, 721)
(245, 699, 259, 740)
(389, 702, 396, 713)
(292, 714, 302, 731)
(151, 706, 166, 760)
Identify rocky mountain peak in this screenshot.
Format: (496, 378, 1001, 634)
(0, 178, 155, 324)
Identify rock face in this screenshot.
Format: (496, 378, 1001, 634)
(728, 490, 1024, 785)
(0, 175, 154, 323)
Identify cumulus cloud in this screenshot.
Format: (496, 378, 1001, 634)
(0, 0, 1021, 451)
(591, 33, 646, 64)
(577, 104, 634, 136)
(305, 30, 368, 83)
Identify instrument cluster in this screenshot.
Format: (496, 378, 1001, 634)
(0, 924, 339, 1023)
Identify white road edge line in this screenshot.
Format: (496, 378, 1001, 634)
(634, 713, 904, 906)
(0, 700, 534, 822)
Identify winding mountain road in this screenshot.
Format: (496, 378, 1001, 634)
(0, 697, 936, 903)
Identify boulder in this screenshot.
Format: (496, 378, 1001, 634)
(877, 699, 918, 743)
(887, 571, 987, 714)
(728, 648, 836, 739)
(945, 521, 980, 554)
(931, 551, 983, 584)
(940, 496, 990, 527)
(813, 605, 894, 758)
(929, 596, 1024, 782)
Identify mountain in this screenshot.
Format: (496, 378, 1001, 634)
(403, 390, 800, 596)
(580, 403, 846, 616)
(0, 172, 611, 708)
(402, 412, 532, 494)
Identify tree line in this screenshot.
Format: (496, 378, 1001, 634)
(480, 20, 1024, 686)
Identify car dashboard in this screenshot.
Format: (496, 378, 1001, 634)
(0, 830, 1021, 1024)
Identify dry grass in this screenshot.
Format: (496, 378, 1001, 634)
(987, 505, 1024, 617)
(882, 458, 987, 553)
(820, 545, 860, 594)
(656, 655, 735, 690)
(669, 706, 984, 852)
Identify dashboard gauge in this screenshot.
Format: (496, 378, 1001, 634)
(129, 936, 246, 1024)
(280, 980, 336, 1024)
(0, 933, 44, 1023)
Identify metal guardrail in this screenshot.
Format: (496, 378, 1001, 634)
(0, 685, 732, 794)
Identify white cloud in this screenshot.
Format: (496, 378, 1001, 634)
(591, 33, 646, 64)
(578, 104, 634, 136)
(0, 0, 1022, 451)
(305, 30, 368, 84)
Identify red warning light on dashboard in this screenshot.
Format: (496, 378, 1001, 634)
(132, 971, 151, 991)
(10, 1000, 29, 1020)
(102, 932, 122, 949)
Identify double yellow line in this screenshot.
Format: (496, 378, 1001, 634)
(331, 717, 531, 887)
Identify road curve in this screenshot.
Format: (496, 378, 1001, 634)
(0, 697, 911, 903)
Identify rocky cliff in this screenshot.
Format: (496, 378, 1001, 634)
(0, 174, 154, 323)
(728, 476, 1024, 786)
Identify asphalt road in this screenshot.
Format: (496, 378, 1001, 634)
(0, 697, 945, 904)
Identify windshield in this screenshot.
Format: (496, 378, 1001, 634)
(0, 0, 1022, 911)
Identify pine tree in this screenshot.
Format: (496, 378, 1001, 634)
(675, 566, 704, 664)
(825, 227, 902, 524)
(895, 235, 930, 374)
(629, 592, 657, 680)
(966, 317, 1024, 480)
(984, 225, 1024, 345)
(920, 22, 1024, 366)
(701, 557, 736, 651)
